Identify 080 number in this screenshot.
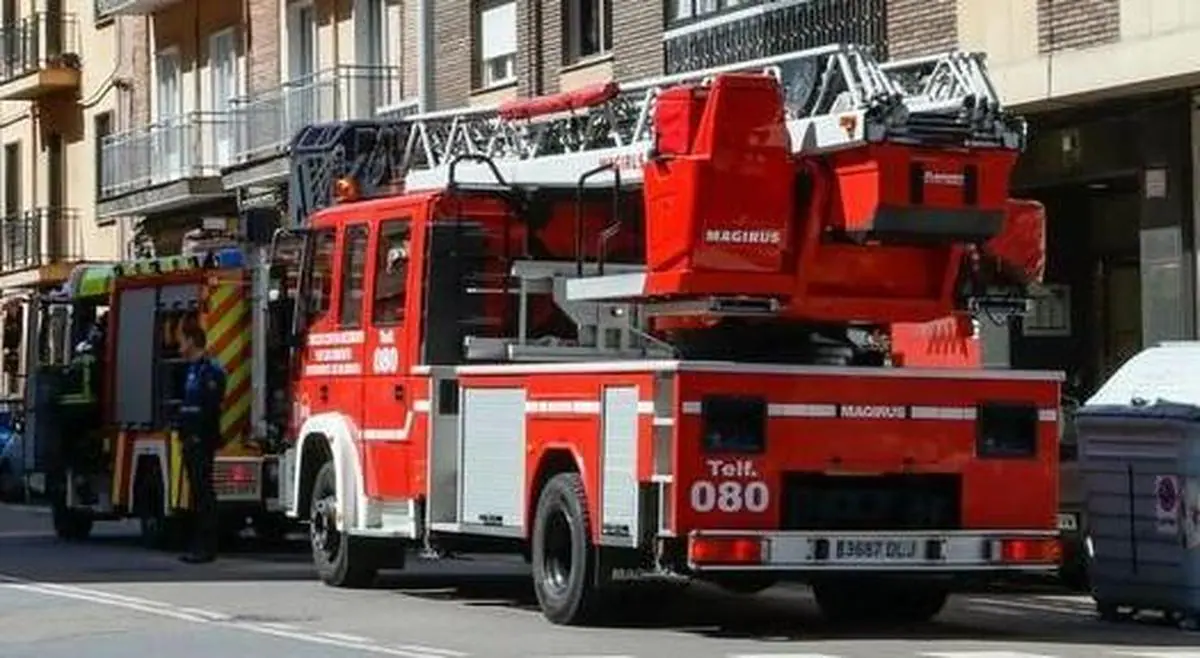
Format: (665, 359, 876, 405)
(689, 479, 770, 513)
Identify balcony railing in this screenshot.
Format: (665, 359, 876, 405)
(230, 65, 404, 165)
(0, 12, 80, 91)
(99, 111, 232, 199)
(0, 207, 81, 273)
(663, 0, 887, 74)
(94, 0, 181, 19)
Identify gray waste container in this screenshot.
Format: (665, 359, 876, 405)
(1076, 341, 1200, 629)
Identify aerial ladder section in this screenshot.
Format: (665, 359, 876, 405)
(287, 43, 1040, 330)
(289, 43, 1021, 219)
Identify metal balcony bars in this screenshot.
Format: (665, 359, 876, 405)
(0, 12, 79, 84)
(0, 207, 80, 273)
(99, 111, 233, 198)
(229, 65, 403, 165)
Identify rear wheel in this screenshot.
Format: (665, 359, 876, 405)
(531, 472, 604, 625)
(135, 467, 180, 550)
(48, 471, 92, 541)
(813, 581, 948, 624)
(310, 461, 380, 587)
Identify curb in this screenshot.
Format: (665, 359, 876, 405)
(0, 503, 51, 515)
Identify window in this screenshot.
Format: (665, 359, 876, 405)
(563, 0, 612, 64)
(667, 0, 740, 24)
(4, 141, 19, 218)
(372, 219, 411, 326)
(475, 0, 516, 88)
(93, 112, 112, 199)
(338, 224, 370, 328)
(308, 229, 336, 321)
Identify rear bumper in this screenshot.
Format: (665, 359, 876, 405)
(687, 529, 1061, 573)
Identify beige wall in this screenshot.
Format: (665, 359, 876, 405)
(0, 0, 124, 269)
(959, 0, 1200, 110)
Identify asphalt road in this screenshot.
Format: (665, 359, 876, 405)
(1, 504, 1197, 658)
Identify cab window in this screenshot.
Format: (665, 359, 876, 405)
(339, 224, 370, 328)
(309, 229, 336, 322)
(371, 219, 411, 326)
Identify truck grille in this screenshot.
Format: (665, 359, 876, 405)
(779, 473, 961, 531)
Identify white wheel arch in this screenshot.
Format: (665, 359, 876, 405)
(291, 411, 367, 532)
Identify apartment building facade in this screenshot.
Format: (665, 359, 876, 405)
(82, 0, 1200, 392)
(92, 0, 424, 254)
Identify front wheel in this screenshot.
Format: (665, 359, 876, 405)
(310, 462, 379, 588)
(530, 472, 604, 625)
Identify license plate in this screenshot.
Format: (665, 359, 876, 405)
(832, 538, 921, 562)
(1057, 513, 1079, 532)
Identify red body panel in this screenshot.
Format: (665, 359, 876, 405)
(448, 365, 1060, 544)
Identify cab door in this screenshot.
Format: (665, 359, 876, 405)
(360, 216, 415, 500)
(295, 227, 337, 420)
(325, 222, 371, 424)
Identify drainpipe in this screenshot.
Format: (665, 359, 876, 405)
(416, 0, 432, 111)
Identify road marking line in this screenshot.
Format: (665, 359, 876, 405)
(396, 645, 468, 657)
(1113, 653, 1200, 658)
(318, 631, 376, 644)
(0, 582, 212, 623)
(238, 622, 446, 657)
(20, 581, 163, 607)
(730, 654, 842, 658)
(178, 607, 235, 622)
(256, 622, 302, 632)
(0, 572, 459, 658)
(920, 652, 1060, 658)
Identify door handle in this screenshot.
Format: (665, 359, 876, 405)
(318, 385, 329, 402)
(393, 385, 404, 401)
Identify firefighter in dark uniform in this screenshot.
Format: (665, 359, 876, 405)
(177, 321, 227, 564)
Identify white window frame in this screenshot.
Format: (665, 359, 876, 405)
(208, 27, 239, 167)
(474, 0, 516, 89)
(286, 0, 318, 81)
(563, 0, 611, 65)
(152, 46, 184, 182)
(152, 46, 182, 122)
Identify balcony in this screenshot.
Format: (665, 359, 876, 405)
(97, 111, 233, 219)
(94, 0, 182, 19)
(0, 207, 82, 286)
(0, 12, 80, 101)
(221, 65, 407, 189)
(663, 0, 886, 74)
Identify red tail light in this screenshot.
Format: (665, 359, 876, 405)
(993, 537, 1061, 564)
(688, 535, 765, 566)
(228, 464, 254, 484)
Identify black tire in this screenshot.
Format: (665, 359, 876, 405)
(135, 468, 180, 550)
(48, 471, 92, 541)
(51, 501, 93, 541)
(310, 461, 379, 587)
(531, 472, 604, 625)
(813, 581, 948, 625)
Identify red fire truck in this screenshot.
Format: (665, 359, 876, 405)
(260, 43, 1063, 626)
